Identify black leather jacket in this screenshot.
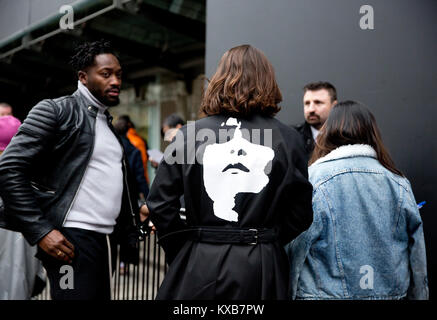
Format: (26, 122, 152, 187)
(0, 90, 141, 262)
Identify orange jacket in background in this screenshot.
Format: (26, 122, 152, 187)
(127, 127, 149, 184)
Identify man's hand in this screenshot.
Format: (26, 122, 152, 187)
(139, 203, 149, 223)
(140, 203, 156, 234)
(38, 230, 75, 263)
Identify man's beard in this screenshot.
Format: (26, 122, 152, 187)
(306, 114, 321, 126)
(102, 96, 120, 107)
(95, 93, 120, 107)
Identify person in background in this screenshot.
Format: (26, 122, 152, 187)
(286, 100, 428, 300)
(293, 82, 337, 157)
(114, 117, 149, 201)
(0, 114, 20, 154)
(0, 114, 46, 299)
(0, 103, 13, 117)
(149, 113, 186, 169)
(156, 113, 187, 219)
(119, 115, 150, 185)
(161, 113, 185, 142)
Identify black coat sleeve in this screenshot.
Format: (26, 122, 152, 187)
(146, 154, 186, 264)
(0, 100, 58, 245)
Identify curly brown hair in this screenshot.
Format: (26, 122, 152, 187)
(200, 45, 282, 117)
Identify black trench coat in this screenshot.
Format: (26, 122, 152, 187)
(147, 114, 313, 300)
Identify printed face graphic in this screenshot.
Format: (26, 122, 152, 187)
(202, 118, 275, 222)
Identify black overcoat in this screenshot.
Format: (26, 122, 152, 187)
(147, 114, 313, 299)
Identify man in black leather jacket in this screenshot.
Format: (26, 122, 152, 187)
(0, 40, 148, 300)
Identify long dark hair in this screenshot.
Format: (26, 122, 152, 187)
(200, 44, 282, 117)
(310, 100, 403, 176)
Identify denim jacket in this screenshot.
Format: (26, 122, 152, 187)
(285, 144, 428, 300)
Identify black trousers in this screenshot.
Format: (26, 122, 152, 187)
(36, 227, 112, 300)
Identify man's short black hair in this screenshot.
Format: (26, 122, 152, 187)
(162, 113, 185, 129)
(118, 115, 135, 129)
(303, 81, 337, 102)
(113, 117, 129, 136)
(161, 114, 185, 138)
(70, 39, 118, 73)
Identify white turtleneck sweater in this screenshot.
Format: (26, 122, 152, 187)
(63, 81, 123, 234)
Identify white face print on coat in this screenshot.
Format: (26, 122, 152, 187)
(202, 117, 275, 222)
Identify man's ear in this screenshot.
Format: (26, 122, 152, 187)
(78, 71, 87, 85)
(176, 124, 183, 129)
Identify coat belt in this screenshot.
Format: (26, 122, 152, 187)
(159, 227, 277, 245)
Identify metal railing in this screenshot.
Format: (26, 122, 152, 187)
(35, 233, 167, 300)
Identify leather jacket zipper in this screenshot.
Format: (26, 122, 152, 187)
(122, 157, 137, 228)
(31, 181, 56, 194)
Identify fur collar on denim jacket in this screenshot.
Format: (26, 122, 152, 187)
(311, 144, 377, 167)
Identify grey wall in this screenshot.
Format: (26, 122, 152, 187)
(0, 0, 76, 41)
(207, 0, 437, 297)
